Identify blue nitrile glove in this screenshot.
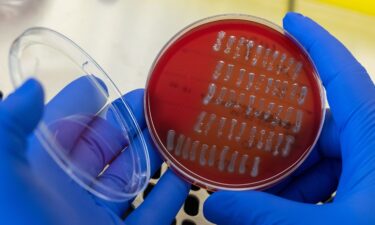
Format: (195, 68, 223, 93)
(0, 77, 190, 225)
(204, 12, 375, 225)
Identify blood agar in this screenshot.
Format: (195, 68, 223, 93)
(145, 15, 325, 190)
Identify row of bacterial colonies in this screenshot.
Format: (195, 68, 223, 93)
(193, 111, 297, 155)
(166, 130, 261, 177)
(212, 31, 303, 80)
(201, 86, 304, 131)
(211, 61, 308, 105)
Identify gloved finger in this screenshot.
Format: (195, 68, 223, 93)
(119, 88, 146, 130)
(50, 114, 128, 177)
(105, 88, 147, 142)
(43, 75, 108, 125)
(87, 89, 163, 215)
(30, 82, 141, 173)
(30, 80, 147, 171)
(264, 150, 320, 194)
(266, 109, 340, 194)
(204, 190, 335, 225)
(27, 75, 110, 162)
(316, 109, 341, 158)
(93, 129, 163, 190)
(291, 108, 341, 175)
(44, 78, 146, 132)
(93, 129, 163, 215)
(76, 89, 151, 183)
(27, 80, 152, 205)
(0, 79, 44, 154)
(278, 158, 341, 203)
(283, 12, 375, 131)
(125, 170, 190, 225)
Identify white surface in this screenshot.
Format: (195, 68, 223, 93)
(0, 0, 288, 95)
(0, 0, 374, 96)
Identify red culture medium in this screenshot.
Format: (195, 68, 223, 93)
(145, 15, 325, 190)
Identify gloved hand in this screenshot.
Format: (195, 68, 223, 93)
(204, 12, 375, 225)
(0, 77, 190, 225)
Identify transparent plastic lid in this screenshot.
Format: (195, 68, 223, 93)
(9, 27, 150, 201)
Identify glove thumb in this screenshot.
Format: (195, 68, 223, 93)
(0, 79, 44, 155)
(204, 190, 333, 225)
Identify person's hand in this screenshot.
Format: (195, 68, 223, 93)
(203, 12, 375, 225)
(0, 77, 190, 225)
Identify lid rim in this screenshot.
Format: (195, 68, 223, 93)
(9, 27, 151, 202)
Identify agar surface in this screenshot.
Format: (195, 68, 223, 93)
(146, 18, 324, 190)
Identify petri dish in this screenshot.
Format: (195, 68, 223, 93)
(9, 27, 150, 201)
(145, 15, 325, 190)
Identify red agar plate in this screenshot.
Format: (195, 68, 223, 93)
(145, 15, 325, 190)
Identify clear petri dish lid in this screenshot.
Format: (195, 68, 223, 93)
(9, 27, 150, 201)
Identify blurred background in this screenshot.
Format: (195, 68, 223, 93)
(0, 0, 373, 224)
(0, 0, 374, 95)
